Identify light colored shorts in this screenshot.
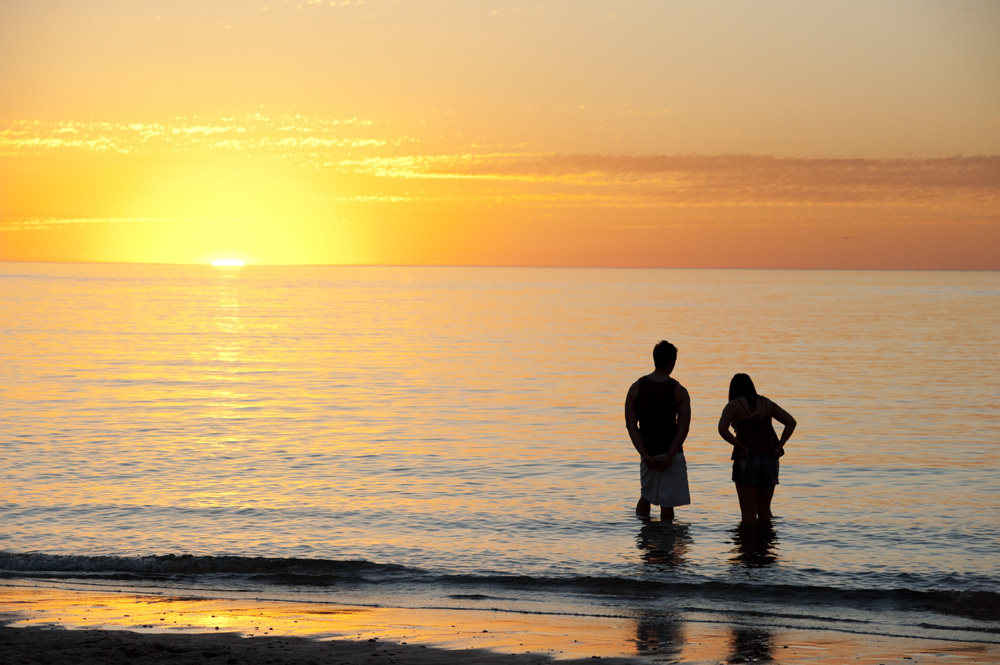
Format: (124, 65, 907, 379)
(640, 452, 691, 508)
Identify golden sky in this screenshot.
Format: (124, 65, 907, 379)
(1, 0, 998, 268)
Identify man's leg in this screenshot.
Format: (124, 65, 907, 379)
(659, 505, 675, 521)
(635, 497, 651, 517)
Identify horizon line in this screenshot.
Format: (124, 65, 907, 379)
(1, 259, 996, 273)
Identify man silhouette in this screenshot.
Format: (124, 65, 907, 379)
(625, 340, 691, 520)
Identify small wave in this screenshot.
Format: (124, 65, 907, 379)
(0, 552, 417, 584)
(438, 572, 1000, 622)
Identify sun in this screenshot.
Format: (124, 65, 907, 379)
(210, 259, 246, 267)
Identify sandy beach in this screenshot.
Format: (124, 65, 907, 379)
(0, 625, 628, 665)
(3, 585, 997, 664)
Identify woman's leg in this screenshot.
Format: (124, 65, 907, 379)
(735, 483, 759, 523)
(755, 484, 776, 521)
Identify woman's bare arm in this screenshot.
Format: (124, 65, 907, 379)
(718, 402, 748, 455)
(769, 401, 797, 447)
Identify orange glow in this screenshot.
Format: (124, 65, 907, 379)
(1, 3, 997, 269)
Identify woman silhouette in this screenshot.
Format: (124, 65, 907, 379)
(718, 374, 796, 523)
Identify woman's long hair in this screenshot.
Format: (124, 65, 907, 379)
(729, 373, 758, 410)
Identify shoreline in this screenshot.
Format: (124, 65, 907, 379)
(3, 585, 998, 664)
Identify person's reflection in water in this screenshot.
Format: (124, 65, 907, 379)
(631, 522, 690, 659)
(726, 626, 776, 664)
(636, 521, 691, 568)
(730, 522, 779, 569)
(727, 525, 778, 661)
(632, 616, 683, 661)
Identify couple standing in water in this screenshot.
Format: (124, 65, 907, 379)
(625, 340, 797, 523)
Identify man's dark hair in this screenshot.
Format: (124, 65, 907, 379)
(652, 340, 678, 369)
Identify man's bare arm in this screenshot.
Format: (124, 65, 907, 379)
(625, 382, 655, 467)
(661, 384, 690, 466)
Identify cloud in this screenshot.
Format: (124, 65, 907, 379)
(338, 153, 1000, 208)
(0, 216, 302, 231)
(0, 115, 382, 157)
(0, 217, 174, 230)
(3, 115, 997, 213)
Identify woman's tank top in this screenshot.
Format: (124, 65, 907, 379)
(733, 395, 779, 455)
(635, 376, 680, 457)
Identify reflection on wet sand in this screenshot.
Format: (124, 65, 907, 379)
(727, 626, 776, 664)
(730, 521, 780, 568)
(633, 617, 683, 662)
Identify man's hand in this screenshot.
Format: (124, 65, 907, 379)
(652, 454, 672, 471)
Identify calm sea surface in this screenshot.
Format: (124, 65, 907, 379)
(1, 263, 998, 642)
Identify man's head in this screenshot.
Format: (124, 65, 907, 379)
(652, 340, 678, 370)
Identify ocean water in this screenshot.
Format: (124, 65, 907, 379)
(1, 263, 998, 645)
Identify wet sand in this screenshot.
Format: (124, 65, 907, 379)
(2, 585, 997, 664)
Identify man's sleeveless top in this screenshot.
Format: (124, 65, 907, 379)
(635, 376, 680, 457)
(733, 395, 779, 455)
